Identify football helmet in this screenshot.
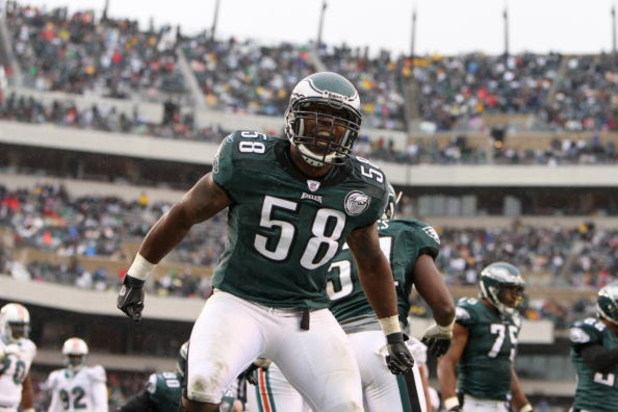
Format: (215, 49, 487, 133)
(478, 262, 526, 315)
(0, 303, 30, 343)
(382, 183, 402, 220)
(284, 72, 362, 167)
(177, 341, 189, 376)
(596, 281, 618, 325)
(62, 337, 89, 370)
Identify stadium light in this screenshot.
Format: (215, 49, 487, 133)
(316, 1, 327, 50)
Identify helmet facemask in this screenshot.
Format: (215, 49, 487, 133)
(285, 72, 362, 167)
(382, 184, 402, 220)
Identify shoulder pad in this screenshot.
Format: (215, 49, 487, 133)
(87, 365, 107, 383)
(146, 373, 157, 394)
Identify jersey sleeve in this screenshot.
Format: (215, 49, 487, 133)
(455, 297, 479, 327)
(570, 318, 604, 349)
(403, 220, 440, 259)
(88, 365, 107, 383)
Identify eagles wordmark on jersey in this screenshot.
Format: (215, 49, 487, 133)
(455, 297, 521, 400)
(212, 130, 389, 309)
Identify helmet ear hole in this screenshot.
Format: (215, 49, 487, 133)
(597, 281, 618, 325)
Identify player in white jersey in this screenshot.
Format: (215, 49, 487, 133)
(44, 337, 108, 412)
(0, 303, 36, 412)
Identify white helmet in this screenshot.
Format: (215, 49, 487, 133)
(0, 303, 30, 343)
(62, 337, 89, 370)
(284, 72, 362, 167)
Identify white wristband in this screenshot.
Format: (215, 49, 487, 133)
(444, 396, 460, 410)
(437, 318, 456, 332)
(519, 404, 533, 412)
(127, 253, 155, 281)
(378, 315, 401, 335)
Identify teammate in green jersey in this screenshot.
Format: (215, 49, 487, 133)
(116, 71, 414, 412)
(569, 280, 618, 412)
(437, 262, 532, 412)
(118, 342, 188, 412)
(245, 186, 456, 412)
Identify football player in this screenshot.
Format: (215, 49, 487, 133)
(569, 280, 618, 412)
(0, 302, 36, 412)
(119, 341, 186, 412)
(117, 71, 414, 412)
(44, 337, 107, 412)
(245, 187, 456, 412)
(437, 262, 533, 412)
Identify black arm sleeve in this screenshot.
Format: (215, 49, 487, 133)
(580, 343, 618, 374)
(117, 390, 158, 412)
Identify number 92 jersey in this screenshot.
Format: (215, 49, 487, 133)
(570, 317, 618, 412)
(211, 131, 389, 309)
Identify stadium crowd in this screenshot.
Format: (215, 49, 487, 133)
(6, 2, 618, 135)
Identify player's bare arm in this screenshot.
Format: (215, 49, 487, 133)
(413, 254, 455, 326)
(437, 323, 469, 402)
(20, 371, 35, 411)
(139, 173, 230, 263)
(347, 223, 397, 319)
(510, 368, 532, 412)
(117, 173, 230, 321)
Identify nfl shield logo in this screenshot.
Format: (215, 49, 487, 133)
(307, 180, 321, 192)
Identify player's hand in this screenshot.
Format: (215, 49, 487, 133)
(117, 275, 145, 321)
(0, 344, 20, 360)
(385, 332, 415, 374)
(239, 358, 271, 385)
(421, 322, 453, 357)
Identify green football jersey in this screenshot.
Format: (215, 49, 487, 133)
(146, 371, 182, 412)
(570, 317, 618, 412)
(211, 130, 388, 309)
(455, 297, 521, 400)
(327, 218, 440, 330)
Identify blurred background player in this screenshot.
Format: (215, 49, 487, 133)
(0, 302, 36, 412)
(569, 280, 618, 412)
(119, 341, 185, 412)
(246, 185, 455, 412)
(44, 337, 108, 412)
(437, 262, 533, 412)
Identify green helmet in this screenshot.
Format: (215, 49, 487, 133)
(177, 341, 189, 377)
(478, 262, 526, 315)
(284, 72, 362, 167)
(597, 281, 618, 325)
(382, 183, 400, 220)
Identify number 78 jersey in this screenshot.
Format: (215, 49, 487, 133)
(211, 131, 388, 309)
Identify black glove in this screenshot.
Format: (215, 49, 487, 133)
(239, 359, 271, 385)
(446, 406, 462, 412)
(385, 332, 415, 374)
(420, 322, 453, 357)
(117, 275, 145, 321)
